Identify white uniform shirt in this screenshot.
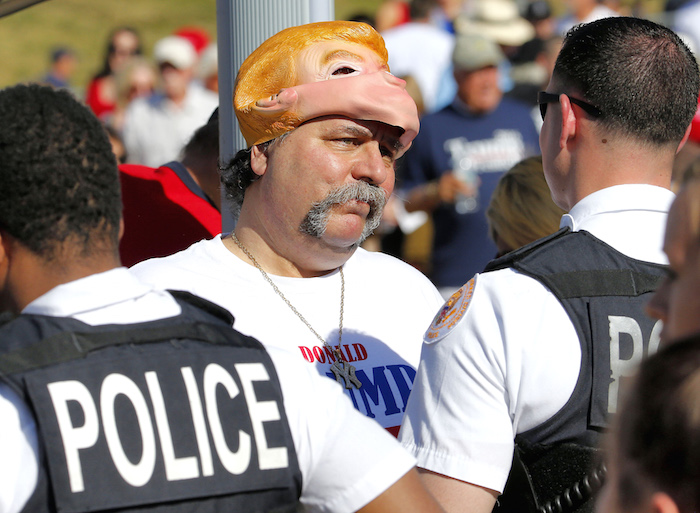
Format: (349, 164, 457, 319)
(0, 268, 414, 513)
(399, 184, 674, 493)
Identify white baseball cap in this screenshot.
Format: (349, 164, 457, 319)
(153, 36, 196, 70)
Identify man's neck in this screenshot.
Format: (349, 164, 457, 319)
(225, 214, 354, 279)
(180, 156, 221, 211)
(565, 136, 674, 210)
(9, 244, 121, 314)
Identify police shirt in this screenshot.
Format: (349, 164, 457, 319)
(0, 268, 415, 513)
(399, 184, 674, 494)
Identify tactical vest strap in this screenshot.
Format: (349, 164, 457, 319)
(538, 269, 664, 299)
(0, 321, 255, 376)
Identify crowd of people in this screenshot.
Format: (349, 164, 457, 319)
(3, 0, 700, 512)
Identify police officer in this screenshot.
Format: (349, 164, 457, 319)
(0, 84, 442, 513)
(399, 17, 700, 513)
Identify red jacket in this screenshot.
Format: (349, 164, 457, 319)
(119, 162, 221, 267)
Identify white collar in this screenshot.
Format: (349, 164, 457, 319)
(560, 184, 675, 232)
(23, 268, 155, 318)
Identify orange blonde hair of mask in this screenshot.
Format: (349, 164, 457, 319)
(234, 21, 388, 146)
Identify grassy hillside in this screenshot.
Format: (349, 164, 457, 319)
(0, 0, 665, 93)
(0, 0, 387, 92)
(0, 0, 218, 91)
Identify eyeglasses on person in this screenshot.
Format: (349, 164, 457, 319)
(537, 91, 602, 121)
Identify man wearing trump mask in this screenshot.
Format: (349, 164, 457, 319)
(133, 21, 444, 437)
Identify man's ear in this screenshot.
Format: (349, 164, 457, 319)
(677, 122, 693, 154)
(0, 230, 12, 306)
(0, 229, 11, 268)
(650, 492, 680, 513)
(559, 93, 577, 149)
(118, 218, 125, 243)
(250, 143, 269, 177)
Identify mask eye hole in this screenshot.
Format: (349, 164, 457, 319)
(331, 66, 358, 76)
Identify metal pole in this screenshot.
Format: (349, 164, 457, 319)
(216, 0, 334, 232)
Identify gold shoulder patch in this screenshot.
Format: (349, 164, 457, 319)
(424, 277, 476, 344)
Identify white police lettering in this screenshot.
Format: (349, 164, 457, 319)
(181, 367, 214, 476)
(47, 381, 99, 493)
(236, 363, 288, 470)
(146, 371, 199, 481)
(46, 362, 288, 492)
(101, 373, 157, 487)
(608, 316, 662, 413)
(204, 363, 251, 475)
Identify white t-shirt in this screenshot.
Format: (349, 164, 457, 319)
(382, 22, 455, 113)
(132, 240, 445, 434)
(0, 268, 414, 513)
(122, 86, 218, 167)
(399, 184, 674, 493)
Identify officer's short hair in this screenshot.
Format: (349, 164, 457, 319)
(0, 84, 121, 259)
(553, 17, 699, 146)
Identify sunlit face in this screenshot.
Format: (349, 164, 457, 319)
(646, 182, 700, 344)
(159, 63, 191, 99)
(109, 30, 140, 73)
(455, 66, 502, 115)
(294, 41, 388, 85)
(127, 65, 156, 101)
(252, 116, 401, 254)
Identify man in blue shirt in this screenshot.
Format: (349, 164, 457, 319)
(401, 32, 540, 297)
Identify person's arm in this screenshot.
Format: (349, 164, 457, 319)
(404, 172, 476, 213)
(0, 385, 38, 513)
(418, 469, 497, 513)
(398, 277, 516, 509)
(358, 468, 445, 513)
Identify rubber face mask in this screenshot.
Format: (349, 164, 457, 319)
(233, 20, 419, 157)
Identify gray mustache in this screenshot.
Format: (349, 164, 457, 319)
(299, 182, 387, 241)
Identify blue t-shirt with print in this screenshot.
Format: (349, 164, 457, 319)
(399, 97, 540, 288)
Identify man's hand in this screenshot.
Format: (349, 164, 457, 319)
(405, 171, 478, 213)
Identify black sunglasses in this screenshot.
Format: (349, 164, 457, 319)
(537, 91, 603, 121)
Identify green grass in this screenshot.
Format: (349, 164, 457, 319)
(0, 0, 386, 92)
(0, 0, 665, 93)
(0, 0, 219, 91)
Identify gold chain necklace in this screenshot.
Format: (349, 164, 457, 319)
(230, 232, 362, 389)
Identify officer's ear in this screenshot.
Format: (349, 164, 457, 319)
(677, 122, 693, 155)
(0, 229, 11, 305)
(559, 93, 577, 149)
(0, 229, 9, 270)
(250, 143, 270, 178)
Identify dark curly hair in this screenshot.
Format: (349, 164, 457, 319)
(554, 17, 699, 146)
(220, 136, 287, 219)
(0, 84, 121, 259)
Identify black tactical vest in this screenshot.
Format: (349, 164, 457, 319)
(0, 291, 302, 513)
(486, 229, 666, 513)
